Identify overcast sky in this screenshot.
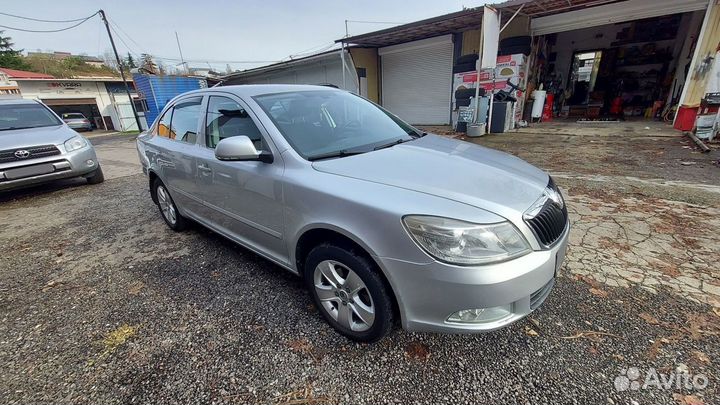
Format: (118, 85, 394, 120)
(1, 0, 488, 72)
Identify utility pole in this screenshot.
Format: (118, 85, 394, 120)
(175, 31, 189, 75)
(99, 9, 143, 132)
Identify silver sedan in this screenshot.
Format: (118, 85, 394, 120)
(136, 85, 569, 342)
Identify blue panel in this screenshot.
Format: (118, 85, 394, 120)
(131, 74, 206, 126)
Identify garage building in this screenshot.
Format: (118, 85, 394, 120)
(0, 68, 148, 131)
(337, 0, 719, 130)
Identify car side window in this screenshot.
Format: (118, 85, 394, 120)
(169, 98, 203, 143)
(156, 108, 173, 138)
(205, 96, 264, 150)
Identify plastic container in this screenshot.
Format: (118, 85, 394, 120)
(542, 93, 554, 121)
(673, 106, 698, 131)
(531, 90, 546, 118)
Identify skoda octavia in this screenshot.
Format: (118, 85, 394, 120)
(136, 85, 569, 342)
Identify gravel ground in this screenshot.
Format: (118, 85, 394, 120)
(1, 136, 719, 405)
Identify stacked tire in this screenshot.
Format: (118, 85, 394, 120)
(455, 88, 482, 107)
(453, 53, 484, 133)
(498, 36, 531, 56)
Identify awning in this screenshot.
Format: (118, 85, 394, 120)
(493, 0, 623, 18)
(338, 8, 485, 47)
(41, 98, 97, 106)
(337, 0, 630, 48)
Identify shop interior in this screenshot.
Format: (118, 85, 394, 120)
(526, 11, 704, 122)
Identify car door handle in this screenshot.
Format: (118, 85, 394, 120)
(197, 164, 212, 173)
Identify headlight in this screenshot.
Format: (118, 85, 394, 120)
(64, 136, 87, 152)
(403, 215, 531, 265)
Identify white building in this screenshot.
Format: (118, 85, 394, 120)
(0, 68, 147, 131)
(0, 70, 21, 99)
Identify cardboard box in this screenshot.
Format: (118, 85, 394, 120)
(496, 54, 527, 68)
(495, 65, 525, 79)
(478, 78, 525, 98)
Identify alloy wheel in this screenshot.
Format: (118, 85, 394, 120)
(156, 185, 177, 225)
(313, 260, 375, 332)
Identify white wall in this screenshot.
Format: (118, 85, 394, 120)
(15, 79, 141, 131)
(228, 52, 358, 93)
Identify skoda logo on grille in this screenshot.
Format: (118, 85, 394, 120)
(14, 149, 31, 159)
(545, 188, 564, 209)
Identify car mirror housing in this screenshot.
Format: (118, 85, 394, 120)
(215, 136, 273, 163)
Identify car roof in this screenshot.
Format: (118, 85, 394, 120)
(0, 98, 42, 106)
(181, 84, 343, 99)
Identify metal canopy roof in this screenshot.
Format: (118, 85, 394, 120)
(338, 7, 485, 47)
(338, 0, 623, 47)
(496, 0, 622, 18)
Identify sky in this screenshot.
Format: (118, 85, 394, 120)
(1, 0, 489, 73)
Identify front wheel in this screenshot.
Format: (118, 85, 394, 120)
(85, 166, 104, 184)
(154, 179, 187, 231)
(304, 243, 394, 342)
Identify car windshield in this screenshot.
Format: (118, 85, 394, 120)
(0, 103, 62, 131)
(254, 90, 421, 160)
(62, 113, 85, 119)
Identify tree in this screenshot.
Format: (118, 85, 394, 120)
(102, 51, 119, 71)
(157, 61, 166, 76)
(125, 52, 136, 69)
(0, 31, 30, 70)
(140, 53, 158, 74)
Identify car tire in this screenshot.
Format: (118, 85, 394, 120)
(455, 88, 478, 99)
(452, 63, 476, 73)
(85, 166, 105, 184)
(153, 178, 187, 231)
(500, 35, 531, 48)
(455, 53, 479, 65)
(304, 242, 394, 343)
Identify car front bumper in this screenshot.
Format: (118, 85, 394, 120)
(379, 225, 569, 333)
(0, 145, 99, 191)
(66, 122, 93, 131)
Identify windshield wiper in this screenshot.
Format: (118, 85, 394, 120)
(0, 126, 35, 131)
(373, 137, 411, 151)
(307, 149, 366, 161)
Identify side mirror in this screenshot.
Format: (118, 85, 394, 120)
(215, 136, 273, 163)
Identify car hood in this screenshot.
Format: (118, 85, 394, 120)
(312, 134, 549, 216)
(0, 125, 77, 150)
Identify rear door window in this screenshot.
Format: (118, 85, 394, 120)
(156, 108, 173, 138)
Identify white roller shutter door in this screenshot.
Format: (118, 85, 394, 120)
(380, 35, 453, 125)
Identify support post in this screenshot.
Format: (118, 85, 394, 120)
(99, 9, 143, 132)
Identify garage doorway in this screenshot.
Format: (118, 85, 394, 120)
(526, 9, 706, 122)
(41, 98, 108, 130)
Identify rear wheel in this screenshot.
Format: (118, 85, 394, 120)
(154, 179, 187, 231)
(304, 243, 393, 342)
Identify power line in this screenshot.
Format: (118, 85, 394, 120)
(108, 18, 148, 54)
(345, 19, 405, 25)
(0, 12, 98, 33)
(108, 24, 142, 58)
(0, 11, 95, 23)
(106, 18, 280, 66)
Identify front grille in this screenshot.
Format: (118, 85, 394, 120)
(525, 200, 568, 247)
(0, 145, 61, 163)
(530, 278, 555, 310)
